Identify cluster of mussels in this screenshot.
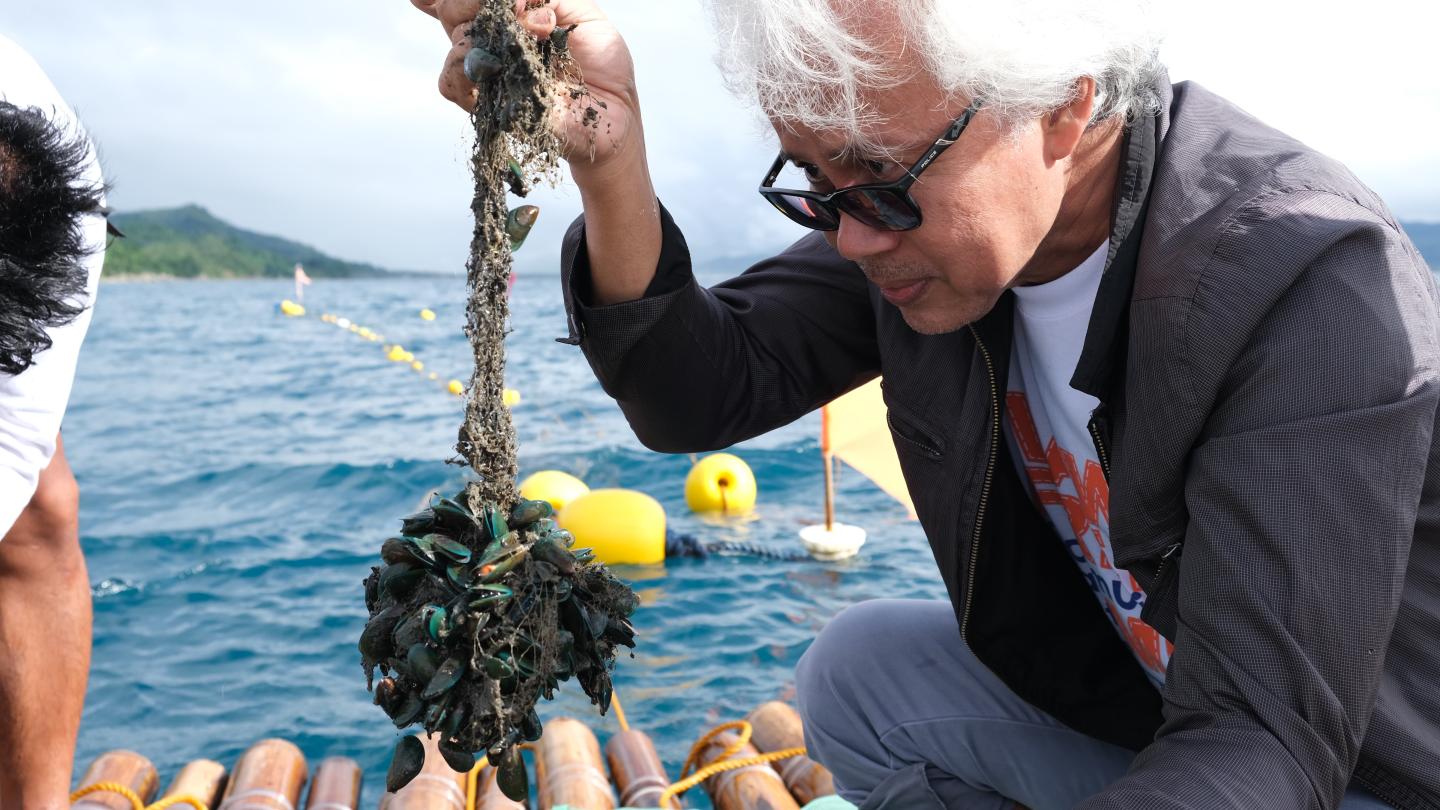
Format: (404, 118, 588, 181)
(360, 492, 638, 799)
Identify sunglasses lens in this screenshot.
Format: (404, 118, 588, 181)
(835, 189, 920, 231)
(766, 192, 840, 231)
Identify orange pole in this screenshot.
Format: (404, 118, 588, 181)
(744, 703, 836, 805)
(72, 750, 158, 810)
(159, 760, 227, 810)
(697, 732, 800, 810)
(305, 757, 362, 810)
(219, 739, 308, 810)
(604, 729, 671, 807)
(821, 407, 835, 531)
(534, 718, 614, 810)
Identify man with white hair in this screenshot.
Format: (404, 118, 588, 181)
(413, 0, 1439, 807)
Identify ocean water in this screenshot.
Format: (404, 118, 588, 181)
(66, 275, 944, 807)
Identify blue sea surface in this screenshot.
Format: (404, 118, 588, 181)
(66, 275, 944, 806)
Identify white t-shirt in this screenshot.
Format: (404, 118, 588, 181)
(1003, 242, 1173, 689)
(0, 34, 106, 538)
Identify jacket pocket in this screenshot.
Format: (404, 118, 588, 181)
(886, 408, 946, 460)
(1136, 541, 1182, 642)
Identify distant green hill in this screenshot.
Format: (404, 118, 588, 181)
(1403, 221, 1439, 270)
(104, 205, 400, 279)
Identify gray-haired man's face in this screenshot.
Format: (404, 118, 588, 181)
(773, 75, 1103, 335)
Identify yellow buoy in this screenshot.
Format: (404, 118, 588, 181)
(420, 308, 437, 321)
(387, 345, 408, 363)
(412, 361, 425, 372)
(428, 372, 438, 381)
(502, 388, 521, 407)
(685, 452, 757, 514)
(448, 379, 465, 396)
(279, 300, 305, 317)
(519, 470, 590, 512)
(558, 488, 665, 565)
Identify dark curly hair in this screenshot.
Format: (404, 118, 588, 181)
(0, 101, 107, 375)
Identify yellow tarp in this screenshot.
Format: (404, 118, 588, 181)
(825, 377, 916, 518)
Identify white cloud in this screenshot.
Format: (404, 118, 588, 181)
(3, 0, 1435, 277)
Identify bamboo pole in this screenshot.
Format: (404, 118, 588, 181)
(744, 702, 835, 805)
(218, 739, 308, 810)
(72, 750, 158, 810)
(384, 735, 466, 810)
(305, 757, 362, 810)
(697, 732, 799, 810)
(534, 717, 613, 810)
(604, 729, 671, 808)
(159, 759, 227, 810)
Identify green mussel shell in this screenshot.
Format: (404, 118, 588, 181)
(379, 561, 425, 600)
(463, 47, 502, 84)
(438, 738, 477, 773)
(506, 206, 539, 251)
(509, 499, 553, 527)
(422, 656, 466, 700)
(386, 735, 425, 793)
(391, 691, 424, 728)
(426, 534, 472, 564)
(496, 746, 528, 803)
(407, 642, 442, 684)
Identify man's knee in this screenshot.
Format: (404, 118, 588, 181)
(797, 600, 917, 729)
(1, 446, 80, 561)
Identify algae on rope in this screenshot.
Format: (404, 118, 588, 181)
(362, 5, 637, 802)
(456, 0, 563, 508)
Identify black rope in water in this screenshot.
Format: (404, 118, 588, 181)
(664, 530, 812, 562)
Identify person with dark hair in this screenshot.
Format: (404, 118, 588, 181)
(0, 33, 108, 810)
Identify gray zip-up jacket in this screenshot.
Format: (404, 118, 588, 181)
(559, 79, 1440, 808)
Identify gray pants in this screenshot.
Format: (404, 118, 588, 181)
(794, 599, 1391, 809)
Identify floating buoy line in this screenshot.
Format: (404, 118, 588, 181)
(278, 301, 520, 406)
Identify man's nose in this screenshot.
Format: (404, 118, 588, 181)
(831, 214, 902, 261)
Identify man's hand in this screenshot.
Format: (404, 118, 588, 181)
(412, 0, 645, 175)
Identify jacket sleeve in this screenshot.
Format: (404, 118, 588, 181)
(559, 201, 880, 453)
(1080, 199, 1440, 808)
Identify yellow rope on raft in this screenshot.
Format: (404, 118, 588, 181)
(610, 688, 631, 732)
(464, 756, 489, 810)
(68, 781, 211, 810)
(658, 720, 807, 810)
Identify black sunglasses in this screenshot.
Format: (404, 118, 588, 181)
(758, 100, 983, 232)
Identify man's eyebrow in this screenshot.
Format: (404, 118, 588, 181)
(834, 142, 920, 167)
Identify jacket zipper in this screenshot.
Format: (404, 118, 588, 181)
(1089, 408, 1183, 585)
(1087, 416, 1112, 480)
(962, 325, 999, 640)
(1153, 540, 1182, 584)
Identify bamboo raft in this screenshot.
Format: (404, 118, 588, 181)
(67, 701, 837, 810)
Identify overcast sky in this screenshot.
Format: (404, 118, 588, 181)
(3, 1, 1437, 275)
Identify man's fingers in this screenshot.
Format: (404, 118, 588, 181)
(520, 5, 557, 38)
(436, 0, 485, 33)
(440, 35, 480, 111)
(410, 0, 441, 20)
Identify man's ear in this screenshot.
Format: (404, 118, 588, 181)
(1042, 76, 1096, 164)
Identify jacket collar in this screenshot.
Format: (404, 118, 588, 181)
(1069, 85, 1165, 401)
